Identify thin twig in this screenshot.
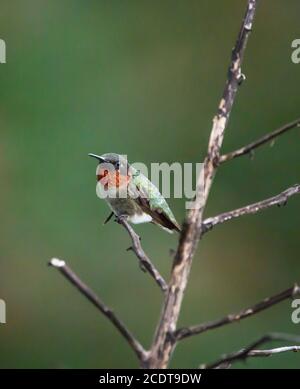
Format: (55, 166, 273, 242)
(48, 258, 147, 361)
(202, 184, 300, 234)
(175, 283, 300, 341)
(247, 345, 300, 356)
(117, 216, 168, 293)
(220, 118, 300, 163)
(146, 0, 259, 369)
(204, 333, 300, 369)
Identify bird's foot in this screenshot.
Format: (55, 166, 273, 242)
(115, 215, 127, 224)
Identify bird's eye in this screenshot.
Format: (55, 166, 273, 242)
(115, 161, 120, 169)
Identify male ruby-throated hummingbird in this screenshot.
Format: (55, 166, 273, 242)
(89, 153, 181, 233)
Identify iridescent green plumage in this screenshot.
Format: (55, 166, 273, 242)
(131, 168, 181, 232)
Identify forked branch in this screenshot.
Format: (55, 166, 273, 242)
(202, 184, 300, 234)
(48, 258, 147, 362)
(175, 283, 300, 341)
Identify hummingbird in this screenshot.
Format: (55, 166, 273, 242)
(89, 153, 181, 233)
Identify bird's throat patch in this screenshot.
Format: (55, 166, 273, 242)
(97, 168, 130, 190)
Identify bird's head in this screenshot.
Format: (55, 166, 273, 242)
(88, 153, 130, 189)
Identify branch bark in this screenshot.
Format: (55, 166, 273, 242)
(220, 118, 300, 163)
(145, 0, 259, 369)
(117, 216, 168, 293)
(48, 258, 147, 362)
(202, 184, 300, 234)
(245, 345, 300, 357)
(175, 283, 300, 341)
(204, 333, 300, 369)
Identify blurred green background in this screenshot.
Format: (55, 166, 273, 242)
(0, 0, 299, 369)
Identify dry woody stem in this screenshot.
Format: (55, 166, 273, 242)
(145, 0, 259, 369)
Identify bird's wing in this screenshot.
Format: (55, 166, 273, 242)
(131, 172, 181, 232)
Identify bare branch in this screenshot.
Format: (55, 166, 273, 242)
(220, 118, 300, 163)
(117, 217, 168, 293)
(247, 345, 300, 356)
(146, 0, 259, 369)
(175, 283, 300, 341)
(202, 184, 300, 234)
(48, 258, 147, 362)
(204, 333, 300, 369)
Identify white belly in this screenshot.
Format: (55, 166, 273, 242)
(128, 213, 152, 224)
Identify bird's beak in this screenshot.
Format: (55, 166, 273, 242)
(88, 153, 106, 163)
